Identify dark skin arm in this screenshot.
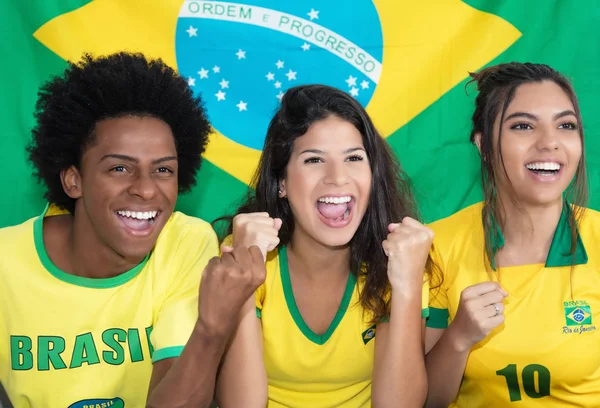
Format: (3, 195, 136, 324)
(146, 246, 266, 408)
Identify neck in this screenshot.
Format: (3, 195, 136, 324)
(495, 194, 563, 264)
(66, 212, 143, 279)
(288, 230, 350, 281)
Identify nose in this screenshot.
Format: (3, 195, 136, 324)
(128, 174, 158, 200)
(535, 125, 559, 151)
(323, 161, 350, 187)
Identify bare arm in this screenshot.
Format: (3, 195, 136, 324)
(372, 305, 427, 408)
(424, 282, 507, 408)
(423, 326, 471, 408)
(147, 247, 267, 408)
(372, 217, 434, 407)
(147, 322, 227, 408)
(215, 297, 267, 408)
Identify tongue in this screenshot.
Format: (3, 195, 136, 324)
(119, 215, 151, 231)
(317, 202, 348, 220)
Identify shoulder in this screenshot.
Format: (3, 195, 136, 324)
(576, 206, 600, 249)
(156, 211, 218, 249)
(428, 202, 484, 252)
(150, 212, 219, 276)
(578, 206, 600, 229)
(0, 216, 37, 249)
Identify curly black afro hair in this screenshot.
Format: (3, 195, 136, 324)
(27, 52, 211, 213)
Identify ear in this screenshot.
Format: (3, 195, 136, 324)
(473, 132, 483, 155)
(60, 166, 83, 200)
(278, 180, 287, 198)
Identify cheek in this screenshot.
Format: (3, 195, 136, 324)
(358, 172, 372, 198)
(567, 139, 583, 164)
(83, 174, 118, 201)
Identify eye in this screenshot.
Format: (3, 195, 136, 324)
(304, 156, 323, 164)
(156, 167, 173, 173)
(346, 154, 364, 162)
(111, 166, 126, 172)
(510, 123, 532, 130)
(559, 122, 578, 130)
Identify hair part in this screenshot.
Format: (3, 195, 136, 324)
(27, 52, 211, 213)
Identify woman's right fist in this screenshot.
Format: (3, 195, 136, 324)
(229, 212, 282, 260)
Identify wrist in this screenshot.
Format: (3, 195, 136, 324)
(389, 277, 423, 300)
(445, 323, 473, 353)
(194, 317, 233, 343)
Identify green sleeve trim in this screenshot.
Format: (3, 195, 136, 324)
(426, 307, 449, 328)
(256, 307, 262, 319)
(152, 346, 185, 363)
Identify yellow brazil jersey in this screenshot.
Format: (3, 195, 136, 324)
(0, 205, 218, 408)
(257, 246, 429, 408)
(427, 202, 600, 407)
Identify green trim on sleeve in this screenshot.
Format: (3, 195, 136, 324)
(421, 308, 430, 319)
(256, 307, 262, 319)
(152, 346, 185, 363)
(426, 307, 449, 329)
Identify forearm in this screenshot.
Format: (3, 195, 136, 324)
(147, 322, 228, 408)
(215, 297, 267, 407)
(424, 324, 471, 408)
(372, 292, 426, 408)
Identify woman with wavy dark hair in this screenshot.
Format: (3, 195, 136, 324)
(424, 62, 598, 407)
(216, 84, 437, 407)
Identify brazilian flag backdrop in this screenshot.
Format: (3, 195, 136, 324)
(1, 0, 598, 228)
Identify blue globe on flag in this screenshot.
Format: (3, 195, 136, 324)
(175, 0, 383, 150)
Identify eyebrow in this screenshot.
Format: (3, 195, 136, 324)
(299, 147, 366, 155)
(504, 110, 577, 122)
(100, 154, 178, 165)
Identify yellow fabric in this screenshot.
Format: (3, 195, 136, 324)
(0, 206, 218, 408)
(428, 202, 600, 407)
(256, 246, 429, 408)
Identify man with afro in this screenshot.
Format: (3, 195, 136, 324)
(0, 52, 267, 407)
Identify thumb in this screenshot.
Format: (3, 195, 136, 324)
(388, 223, 400, 233)
(273, 218, 283, 231)
(220, 244, 234, 253)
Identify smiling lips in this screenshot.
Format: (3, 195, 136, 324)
(525, 161, 562, 175)
(316, 195, 355, 228)
(116, 210, 159, 232)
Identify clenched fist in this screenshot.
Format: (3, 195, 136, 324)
(382, 217, 434, 296)
(449, 281, 508, 352)
(197, 246, 267, 339)
(225, 212, 282, 260)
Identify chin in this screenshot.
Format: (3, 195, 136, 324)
(122, 244, 154, 261)
(521, 192, 565, 207)
(315, 229, 358, 249)
(114, 235, 157, 261)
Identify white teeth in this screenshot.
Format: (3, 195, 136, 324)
(116, 210, 158, 220)
(526, 162, 561, 171)
(318, 196, 352, 204)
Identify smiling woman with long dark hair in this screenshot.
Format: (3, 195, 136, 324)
(215, 84, 439, 407)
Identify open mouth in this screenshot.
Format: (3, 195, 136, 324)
(315, 195, 355, 227)
(525, 162, 562, 176)
(116, 210, 160, 233)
